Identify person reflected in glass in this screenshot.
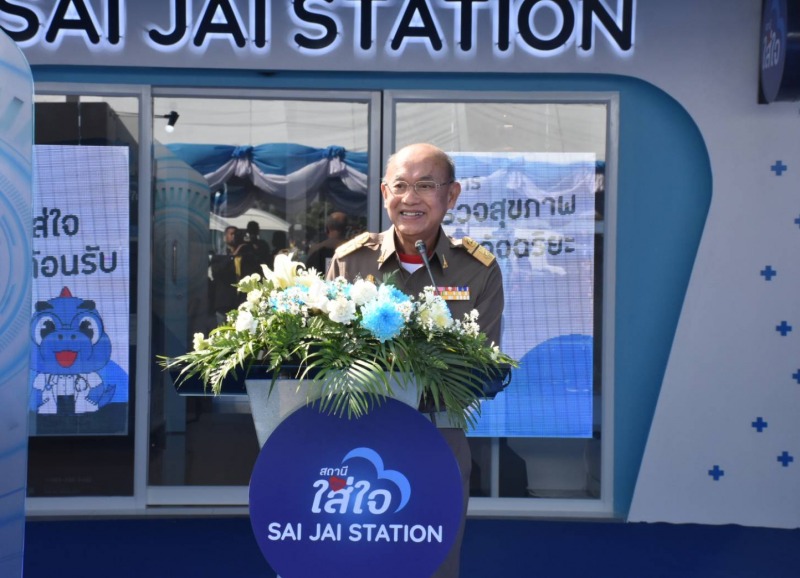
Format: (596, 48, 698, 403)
(246, 220, 273, 270)
(305, 211, 348, 275)
(210, 226, 256, 325)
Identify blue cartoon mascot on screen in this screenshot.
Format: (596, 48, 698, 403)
(30, 287, 118, 415)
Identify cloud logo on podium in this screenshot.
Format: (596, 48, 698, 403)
(311, 446, 411, 514)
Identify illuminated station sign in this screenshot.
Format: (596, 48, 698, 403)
(0, 0, 636, 71)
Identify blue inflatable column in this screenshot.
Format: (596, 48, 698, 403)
(0, 30, 33, 578)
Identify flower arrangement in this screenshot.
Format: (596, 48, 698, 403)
(162, 255, 516, 430)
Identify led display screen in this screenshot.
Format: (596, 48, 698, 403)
(29, 145, 130, 436)
(444, 153, 597, 438)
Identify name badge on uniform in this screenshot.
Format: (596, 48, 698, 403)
(437, 286, 470, 301)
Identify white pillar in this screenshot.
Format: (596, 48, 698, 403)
(0, 29, 33, 578)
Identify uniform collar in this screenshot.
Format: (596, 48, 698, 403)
(378, 226, 453, 273)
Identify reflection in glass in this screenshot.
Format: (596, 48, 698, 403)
(394, 100, 607, 500)
(149, 97, 370, 487)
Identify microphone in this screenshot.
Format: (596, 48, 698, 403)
(415, 240, 438, 290)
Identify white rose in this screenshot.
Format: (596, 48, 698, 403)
(234, 310, 257, 334)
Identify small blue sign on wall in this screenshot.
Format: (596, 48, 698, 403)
(249, 399, 463, 577)
(760, 0, 800, 102)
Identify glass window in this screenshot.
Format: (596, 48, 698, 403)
(28, 94, 139, 497)
(26, 87, 613, 514)
(388, 95, 611, 506)
(148, 94, 373, 492)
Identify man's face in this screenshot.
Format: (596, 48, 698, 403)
(224, 227, 237, 247)
(382, 145, 460, 253)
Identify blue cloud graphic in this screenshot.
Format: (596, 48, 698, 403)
(341, 447, 411, 512)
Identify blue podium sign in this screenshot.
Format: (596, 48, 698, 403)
(249, 399, 463, 578)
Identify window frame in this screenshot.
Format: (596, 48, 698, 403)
(382, 90, 618, 517)
(26, 82, 152, 516)
(25, 84, 618, 519)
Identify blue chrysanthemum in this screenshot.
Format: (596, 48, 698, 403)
(378, 283, 410, 305)
(360, 300, 405, 342)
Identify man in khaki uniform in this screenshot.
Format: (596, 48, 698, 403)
(327, 143, 504, 578)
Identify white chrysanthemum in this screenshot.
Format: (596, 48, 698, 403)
(350, 278, 378, 305)
(419, 298, 453, 330)
(327, 295, 356, 324)
(192, 332, 207, 351)
(234, 309, 257, 334)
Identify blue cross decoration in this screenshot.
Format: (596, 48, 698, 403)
(795, 215, 800, 228)
(777, 452, 794, 467)
(793, 369, 800, 384)
(760, 266, 777, 281)
(751, 417, 768, 432)
(771, 160, 787, 175)
(708, 465, 725, 481)
(776, 321, 793, 336)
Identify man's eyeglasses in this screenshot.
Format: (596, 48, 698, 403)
(383, 180, 454, 197)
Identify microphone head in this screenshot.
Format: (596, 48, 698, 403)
(414, 240, 426, 253)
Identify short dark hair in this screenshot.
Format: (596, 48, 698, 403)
(326, 212, 348, 235)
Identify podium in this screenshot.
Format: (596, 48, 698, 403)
(166, 363, 511, 576)
(243, 371, 465, 578)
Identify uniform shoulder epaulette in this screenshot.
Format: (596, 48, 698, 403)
(459, 236, 496, 266)
(334, 231, 372, 258)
